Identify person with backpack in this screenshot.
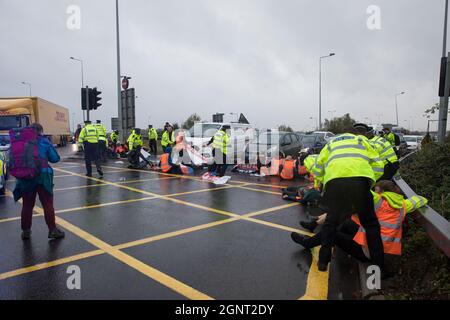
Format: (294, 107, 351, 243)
(11, 123, 65, 240)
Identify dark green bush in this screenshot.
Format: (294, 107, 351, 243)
(385, 142, 450, 300)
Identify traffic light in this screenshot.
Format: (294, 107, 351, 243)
(81, 88, 88, 110)
(89, 87, 102, 110)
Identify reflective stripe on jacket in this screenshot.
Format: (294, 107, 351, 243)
(212, 131, 230, 155)
(315, 134, 384, 187)
(370, 136, 398, 165)
(79, 125, 99, 144)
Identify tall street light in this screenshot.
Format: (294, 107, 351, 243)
(319, 53, 335, 130)
(21, 82, 31, 96)
(310, 117, 318, 131)
(328, 109, 337, 120)
(70, 56, 85, 122)
(395, 91, 405, 126)
(438, 0, 449, 143)
(116, 0, 123, 140)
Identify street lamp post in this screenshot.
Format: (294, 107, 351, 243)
(21, 82, 31, 96)
(116, 0, 123, 141)
(319, 53, 335, 131)
(70, 56, 85, 122)
(395, 91, 405, 126)
(328, 110, 337, 120)
(438, 0, 449, 143)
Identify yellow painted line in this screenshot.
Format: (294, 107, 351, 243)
(1, 190, 327, 299)
(116, 218, 240, 250)
(116, 176, 178, 184)
(54, 184, 108, 192)
(0, 250, 104, 280)
(55, 197, 157, 214)
(17, 201, 213, 300)
(235, 185, 282, 195)
(299, 248, 330, 300)
(54, 174, 76, 178)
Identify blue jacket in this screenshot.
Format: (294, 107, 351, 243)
(13, 136, 60, 201)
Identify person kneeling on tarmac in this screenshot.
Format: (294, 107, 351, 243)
(290, 180, 428, 270)
(127, 129, 145, 168)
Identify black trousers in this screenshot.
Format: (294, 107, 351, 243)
(320, 177, 384, 268)
(302, 219, 371, 263)
(84, 142, 102, 175)
(98, 140, 107, 162)
(210, 149, 228, 177)
(378, 161, 400, 181)
(149, 139, 157, 155)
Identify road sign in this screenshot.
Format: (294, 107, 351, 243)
(111, 117, 119, 131)
(122, 77, 129, 90)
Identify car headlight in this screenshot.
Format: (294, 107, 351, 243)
(301, 148, 310, 153)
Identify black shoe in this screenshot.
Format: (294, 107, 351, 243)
(86, 173, 92, 177)
(290, 232, 311, 248)
(21, 230, 31, 240)
(300, 220, 318, 232)
(317, 262, 329, 272)
(48, 228, 65, 240)
(97, 170, 104, 177)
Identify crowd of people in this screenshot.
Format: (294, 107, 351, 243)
(9, 120, 428, 281)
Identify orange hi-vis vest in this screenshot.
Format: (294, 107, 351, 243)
(160, 153, 172, 173)
(352, 198, 406, 255)
(269, 158, 281, 176)
(280, 159, 296, 180)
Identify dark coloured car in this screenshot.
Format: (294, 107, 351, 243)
(298, 134, 327, 154)
(245, 131, 303, 164)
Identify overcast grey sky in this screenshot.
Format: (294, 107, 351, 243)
(0, 0, 447, 131)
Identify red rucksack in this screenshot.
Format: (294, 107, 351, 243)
(9, 127, 41, 180)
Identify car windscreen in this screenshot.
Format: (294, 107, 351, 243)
(404, 137, 418, 142)
(0, 135, 10, 146)
(189, 124, 221, 138)
(0, 116, 22, 131)
(301, 136, 317, 144)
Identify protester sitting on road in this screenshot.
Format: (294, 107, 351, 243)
(13, 123, 65, 240)
(291, 180, 428, 263)
(280, 155, 296, 180)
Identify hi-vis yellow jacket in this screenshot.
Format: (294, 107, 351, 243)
(314, 133, 384, 187)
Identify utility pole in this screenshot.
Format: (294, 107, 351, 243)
(438, 0, 449, 143)
(116, 0, 123, 141)
(319, 53, 335, 130)
(439, 54, 450, 143)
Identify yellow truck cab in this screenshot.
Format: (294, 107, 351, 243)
(0, 97, 71, 147)
(0, 97, 71, 187)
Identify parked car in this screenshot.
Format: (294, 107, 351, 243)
(403, 135, 423, 151)
(245, 131, 303, 164)
(396, 134, 409, 157)
(313, 131, 336, 142)
(298, 134, 327, 154)
(186, 122, 255, 162)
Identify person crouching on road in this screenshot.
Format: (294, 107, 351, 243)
(13, 123, 65, 240)
(291, 180, 428, 270)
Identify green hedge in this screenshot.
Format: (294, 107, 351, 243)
(385, 141, 450, 299)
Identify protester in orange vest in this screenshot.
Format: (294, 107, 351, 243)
(291, 180, 428, 264)
(280, 155, 296, 180)
(159, 152, 181, 174)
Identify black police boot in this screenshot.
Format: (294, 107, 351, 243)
(21, 230, 32, 240)
(48, 228, 65, 240)
(290, 232, 312, 248)
(97, 170, 104, 178)
(317, 261, 329, 272)
(300, 220, 318, 232)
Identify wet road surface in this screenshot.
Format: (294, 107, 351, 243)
(0, 152, 359, 300)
